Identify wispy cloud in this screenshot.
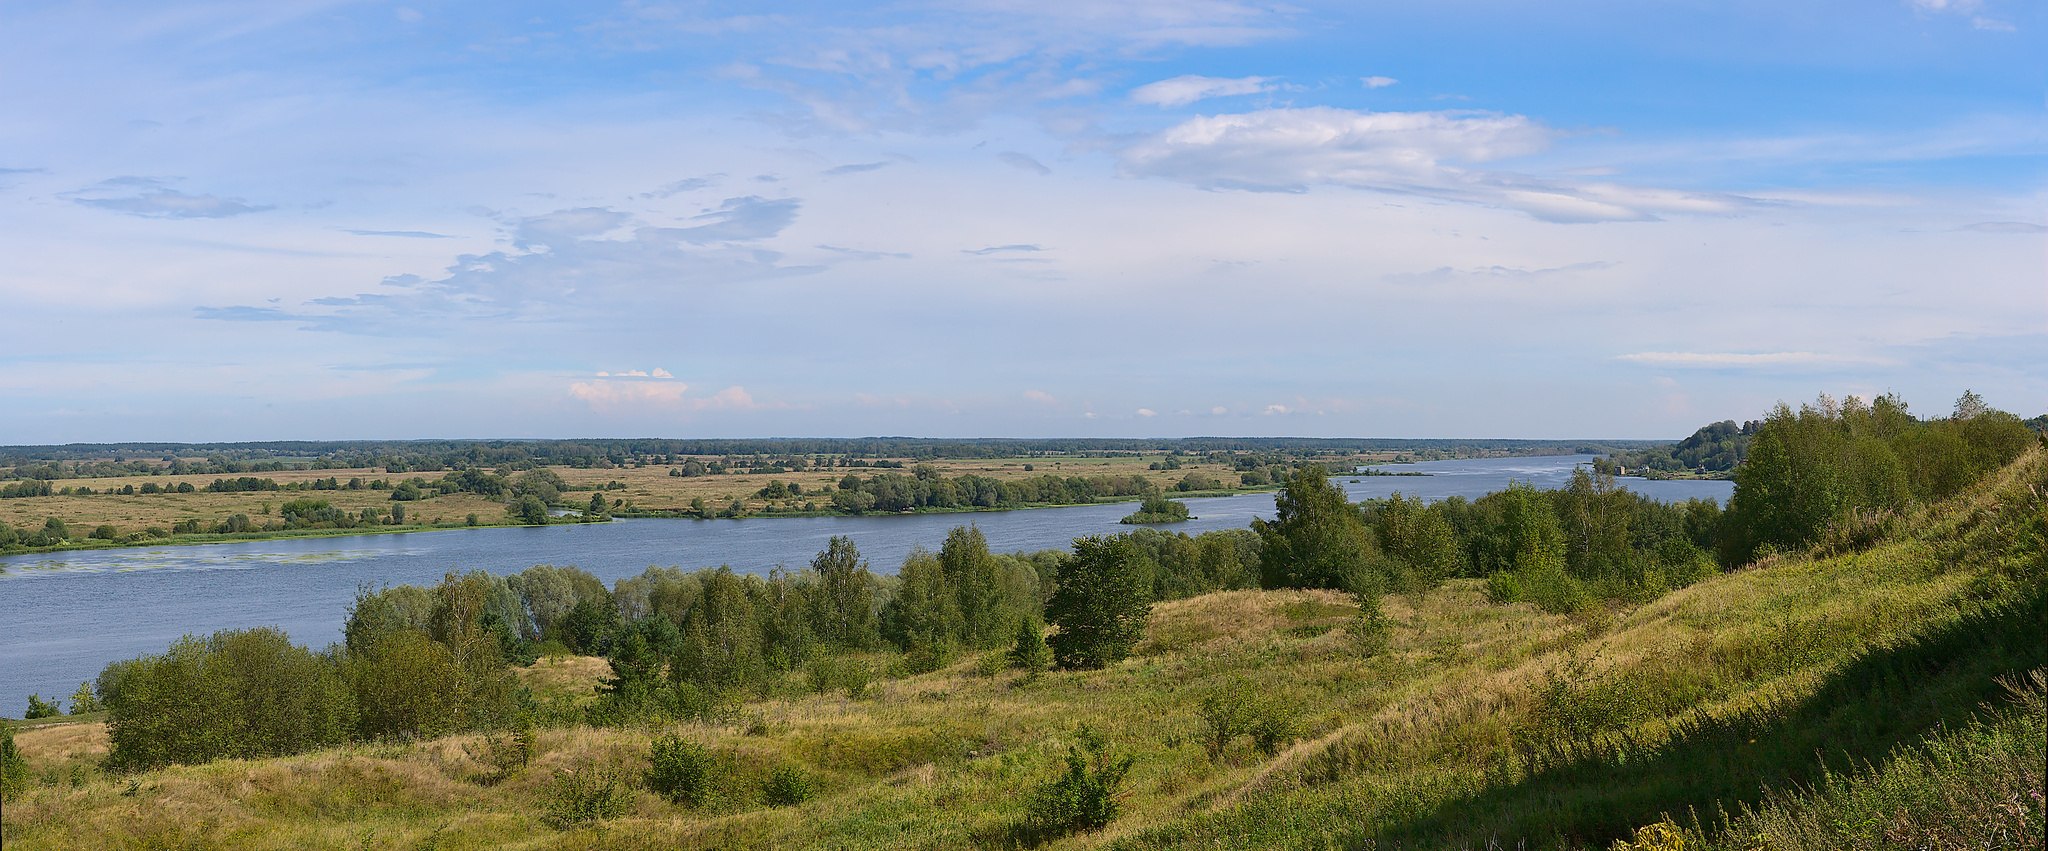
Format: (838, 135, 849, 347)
(670, 196, 801, 243)
(1119, 106, 1749, 222)
(75, 187, 273, 218)
(963, 244, 1044, 255)
(817, 244, 911, 260)
(198, 202, 815, 336)
(1614, 351, 1890, 369)
(1959, 221, 2044, 233)
(1362, 76, 1397, 88)
(823, 162, 889, 176)
(1130, 74, 1276, 106)
(640, 177, 718, 199)
(345, 229, 456, 238)
(998, 151, 1051, 175)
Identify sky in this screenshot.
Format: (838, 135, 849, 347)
(1, 0, 2042, 443)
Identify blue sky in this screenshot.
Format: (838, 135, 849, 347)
(1, 0, 2041, 442)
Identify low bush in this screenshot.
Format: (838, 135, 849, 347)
(646, 734, 714, 807)
(760, 764, 817, 806)
(1022, 725, 1134, 842)
(541, 767, 633, 828)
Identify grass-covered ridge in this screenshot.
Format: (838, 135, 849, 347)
(5, 447, 2041, 850)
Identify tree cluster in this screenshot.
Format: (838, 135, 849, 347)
(1722, 392, 2036, 563)
(98, 571, 525, 771)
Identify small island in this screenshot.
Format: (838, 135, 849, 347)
(1119, 495, 1193, 524)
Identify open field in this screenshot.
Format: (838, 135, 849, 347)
(5, 445, 2040, 849)
(1, 451, 1412, 546)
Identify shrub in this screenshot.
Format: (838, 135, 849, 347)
(90, 524, 120, 540)
(0, 726, 28, 800)
(760, 764, 817, 806)
(25, 694, 61, 719)
(1022, 725, 1133, 840)
(541, 768, 633, 828)
(1198, 679, 1303, 761)
(103, 628, 356, 770)
(1350, 591, 1392, 657)
(467, 714, 536, 784)
(646, 734, 713, 807)
(1009, 617, 1052, 673)
(69, 682, 101, 714)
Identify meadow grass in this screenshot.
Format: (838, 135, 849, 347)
(4, 447, 2039, 850)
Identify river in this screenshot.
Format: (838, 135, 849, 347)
(0, 455, 1730, 712)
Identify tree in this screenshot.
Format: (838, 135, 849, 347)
(1008, 616, 1051, 672)
(507, 495, 550, 525)
(1046, 535, 1150, 670)
(809, 536, 878, 648)
(1252, 465, 1372, 589)
(675, 567, 765, 694)
(940, 526, 1011, 647)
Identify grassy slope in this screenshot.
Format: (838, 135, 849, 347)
(4, 448, 2041, 851)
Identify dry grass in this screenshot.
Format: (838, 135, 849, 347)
(0, 465, 506, 539)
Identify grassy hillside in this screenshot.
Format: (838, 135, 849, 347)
(5, 448, 2041, 850)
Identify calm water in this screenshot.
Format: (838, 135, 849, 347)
(0, 455, 1730, 711)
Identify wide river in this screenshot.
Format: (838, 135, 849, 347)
(0, 455, 1730, 711)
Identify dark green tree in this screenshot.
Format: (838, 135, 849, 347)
(1045, 535, 1150, 670)
(507, 495, 550, 525)
(1252, 465, 1372, 589)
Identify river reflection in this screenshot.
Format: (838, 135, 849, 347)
(0, 455, 1729, 710)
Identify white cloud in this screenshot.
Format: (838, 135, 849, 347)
(1118, 106, 1748, 222)
(1024, 389, 1057, 403)
(1262, 404, 1290, 415)
(1972, 17, 2015, 30)
(1362, 76, 1398, 88)
(1130, 74, 1277, 107)
(568, 380, 773, 412)
(1135, 408, 1157, 417)
(1211, 406, 1227, 415)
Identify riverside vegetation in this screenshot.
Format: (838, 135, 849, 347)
(2, 392, 2043, 850)
(0, 437, 1677, 556)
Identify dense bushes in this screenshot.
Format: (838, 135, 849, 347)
(1722, 392, 2035, 563)
(100, 572, 528, 770)
(101, 628, 356, 770)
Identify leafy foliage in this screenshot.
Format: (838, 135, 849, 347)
(541, 768, 632, 828)
(1120, 495, 1192, 524)
(761, 764, 818, 806)
(1046, 535, 1151, 670)
(1021, 725, 1134, 841)
(1253, 465, 1374, 589)
(646, 734, 714, 807)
